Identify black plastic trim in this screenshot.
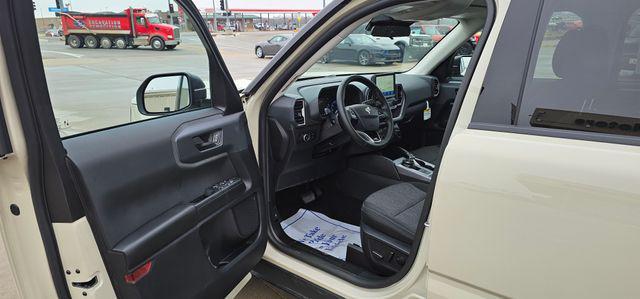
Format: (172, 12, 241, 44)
(0, 97, 13, 157)
(512, 0, 546, 124)
(258, 0, 497, 290)
(112, 204, 197, 271)
(469, 0, 541, 126)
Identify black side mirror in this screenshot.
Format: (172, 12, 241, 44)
(136, 72, 207, 116)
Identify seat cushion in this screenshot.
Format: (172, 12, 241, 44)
(361, 183, 426, 244)
(412, 145, 440, 164)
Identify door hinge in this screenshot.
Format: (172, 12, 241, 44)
(239, 92, 249, 105)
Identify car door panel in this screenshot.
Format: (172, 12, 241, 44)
(64, 108, 265, 298)
(265, 38, 278, 55)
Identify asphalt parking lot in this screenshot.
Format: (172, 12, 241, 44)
(39, 30, 414, 136)
(40, 31, 273, 136)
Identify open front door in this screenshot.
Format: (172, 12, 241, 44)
(0, 0, 266, 297)
(62, 109, 265, 298)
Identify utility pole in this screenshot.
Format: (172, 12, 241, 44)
(212, 0, 217, 32)
(323, 0, 326, 8)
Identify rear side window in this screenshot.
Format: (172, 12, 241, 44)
(473, 0, 640, 140)
(531, 11, 582, 79)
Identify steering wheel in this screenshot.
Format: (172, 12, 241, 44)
(336, 75, 394, 150)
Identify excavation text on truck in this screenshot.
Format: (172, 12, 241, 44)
(61, 8, 180, 50)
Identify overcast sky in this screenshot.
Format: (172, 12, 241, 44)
(34, 0, 333, 18)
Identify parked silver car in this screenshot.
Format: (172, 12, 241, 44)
(255, 34, 294, 58)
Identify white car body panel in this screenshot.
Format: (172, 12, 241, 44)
(426, 0, 640, 296)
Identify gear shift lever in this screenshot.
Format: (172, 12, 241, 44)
(396, 146, 436, 171)
(397, 147, 415, 160)
(396, 147, 420, 170)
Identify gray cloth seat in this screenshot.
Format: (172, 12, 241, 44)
(412, 145, 440, 164)
(361, 183, 427, 244)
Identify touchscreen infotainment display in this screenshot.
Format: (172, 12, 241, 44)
(375, 74, 396, 98)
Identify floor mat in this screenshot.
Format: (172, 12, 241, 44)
(280, 209, 361, 261)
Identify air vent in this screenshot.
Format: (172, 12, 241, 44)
(432, 78, 440, 97)
(293, 99, 305, 125)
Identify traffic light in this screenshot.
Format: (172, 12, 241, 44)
(169, 3, 174, 13)
(219, 0, 225, 11)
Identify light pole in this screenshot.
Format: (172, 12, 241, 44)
(225, 0, 230, 27)
(167, 0, 173, 25)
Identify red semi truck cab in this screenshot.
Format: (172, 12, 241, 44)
(61, 8, 180, 50)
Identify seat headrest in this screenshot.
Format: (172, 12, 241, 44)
(552, 27, 609, 80)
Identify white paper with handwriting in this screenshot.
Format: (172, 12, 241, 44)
(280, 209, 361, 260)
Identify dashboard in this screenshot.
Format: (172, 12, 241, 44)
(268, 73, 440, 191)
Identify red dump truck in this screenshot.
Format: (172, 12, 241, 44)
(61, 8, 180, 50)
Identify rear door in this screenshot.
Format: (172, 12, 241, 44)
(2, 0, 265, 298)
(429, 0, 640, 297)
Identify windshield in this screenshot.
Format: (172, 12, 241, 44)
(302, 18, 457, 78)
(147, 15, 162, 24)
(348, 35, 375, 44)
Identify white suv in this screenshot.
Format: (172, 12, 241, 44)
(1, 0, 639, 298)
